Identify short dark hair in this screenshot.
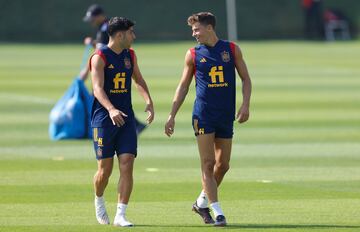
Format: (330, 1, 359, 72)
(187, 12, 216, 29)
(107, 17, 135, 36)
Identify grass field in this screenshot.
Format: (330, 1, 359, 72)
(0, 41, 359, 232)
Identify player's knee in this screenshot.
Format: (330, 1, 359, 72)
(202, 159, 215, 174)
(216, 162, 230, 174)
(119, 157, 134, 172)
(97, 169, 112, 182)
(121, 158, 133, 167)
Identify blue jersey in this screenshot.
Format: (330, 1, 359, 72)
(191, 40, 236, 122)
(90, 46, 135, 127)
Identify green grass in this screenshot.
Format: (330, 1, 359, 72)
(0, 40, 360, 232)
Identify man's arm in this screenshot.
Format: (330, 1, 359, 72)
(90, 54, 128, 126)
(233, 44, 252, 123)
(79, 66, 90, 81)
(131, 51, 154, 124)
(164, 49, 194, 137)
(78, 38, 93, 81)
(80, 35, 107, 81)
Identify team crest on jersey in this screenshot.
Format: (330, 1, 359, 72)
(124, 57, 132, 69)
(97, 147, 102, 157)
(221, 51, 231, 62)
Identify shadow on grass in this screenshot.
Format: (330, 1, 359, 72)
(134, 223, 360, 229)
(227, 224, 360, 230)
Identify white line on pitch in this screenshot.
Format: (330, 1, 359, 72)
(0, 93, 55, 105)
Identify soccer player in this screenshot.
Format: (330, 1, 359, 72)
(82, 4, 147, 135)
(90, 16, 154, 227)
(165, 12, 252, 226)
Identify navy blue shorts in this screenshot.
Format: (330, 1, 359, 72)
(92, 120, 137, 160)
(192, 116, 233, 138)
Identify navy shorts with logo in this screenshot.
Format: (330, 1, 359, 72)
(93, 119, 137, 160)
(192, 116, 234, 139)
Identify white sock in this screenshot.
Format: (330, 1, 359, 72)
(210, 202, 224, 218)
(116, 203, 128, 216)
(95, 195, 105, 204)
(114, 206, 133, 227)
(196, 190, 208, 208)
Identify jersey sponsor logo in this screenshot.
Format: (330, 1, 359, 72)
(208, 82, 228, 88)
(124, 57, 132, 69)
(209, 66, 224, 83)
(221, 51, 231, 62)
(111, 72, 128, 94)
(110, 89, 128, 93)
(200, 57, 207, 63)
(208, 66, 228, 88)
(108, 64, 114, 69)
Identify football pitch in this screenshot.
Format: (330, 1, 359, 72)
(0, 41, 359, 232)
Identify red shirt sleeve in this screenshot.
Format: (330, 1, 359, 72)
(190, 48, 196, 76)
(89, 50, 107, 71)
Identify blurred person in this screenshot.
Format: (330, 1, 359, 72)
(81, 4, 147, 135)
(323, 8, 351, 41)
(90, 16, 154, 226)
(302, 0, 324, 39)
(82, 4, 109, 51)
(164, 12, 252, 226)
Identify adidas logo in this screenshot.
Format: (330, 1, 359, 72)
(200, 58, 207, 63)
(108, 64, 114, 69)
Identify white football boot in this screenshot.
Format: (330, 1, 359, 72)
(94, 197, 110, 225)
(113, 214, 134, 227)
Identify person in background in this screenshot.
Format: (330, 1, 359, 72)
(323, 8, 351, 41)
(302, 0, 324, 40)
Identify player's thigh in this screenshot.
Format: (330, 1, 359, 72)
(115, 119, 137, 157)
(196, 133, 216, 163)
(214, 138, 232, 165)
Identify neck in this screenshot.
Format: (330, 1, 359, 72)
(108, 40, 125, 54)
(204, 34, 219, 47)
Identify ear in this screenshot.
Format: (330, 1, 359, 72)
(206, 24, 213, 32)
(115, 31, 123, 40)
(114, 31, 121, 40)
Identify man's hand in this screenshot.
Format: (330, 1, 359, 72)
(79, 67, 89, 81)
(84, 37, 93, 45)
(144, 103, 154, 124)
(236, 104, 250, 123)
(164, 116, 175, 137)
(109, 108, 128, 127)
